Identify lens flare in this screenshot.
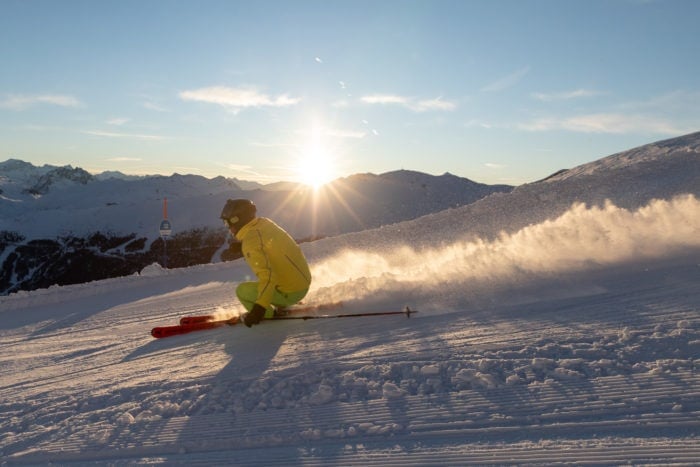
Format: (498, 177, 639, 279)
(296, 122, 337, 189)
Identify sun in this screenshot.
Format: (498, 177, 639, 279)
(298, 150, 336, 189)
(296, 124, 338, 189)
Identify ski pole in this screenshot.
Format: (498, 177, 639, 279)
(270, 306, 417, 320)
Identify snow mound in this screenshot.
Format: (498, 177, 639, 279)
(140, 262, 170, 277)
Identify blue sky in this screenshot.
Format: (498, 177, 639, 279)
(1, 0, 699, 186)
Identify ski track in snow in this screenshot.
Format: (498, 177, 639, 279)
(1, 254, 699, 465)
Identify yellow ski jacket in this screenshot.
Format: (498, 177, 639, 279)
(236, 217, 312, 308)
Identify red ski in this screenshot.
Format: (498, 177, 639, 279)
(151, 316, 239, 338)
(151, 302, 343, 339)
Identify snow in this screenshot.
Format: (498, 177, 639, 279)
(1, 192, 699, 465)
(1, 133, 700, 464)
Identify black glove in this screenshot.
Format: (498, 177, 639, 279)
(221, 241, 243, 261)
(227, 241, 242, 256)
(243, 304, 266, 327)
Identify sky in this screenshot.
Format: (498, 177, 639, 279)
(1, 0, 699, 186)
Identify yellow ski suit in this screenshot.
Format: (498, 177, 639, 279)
(235, 217, 311, 312)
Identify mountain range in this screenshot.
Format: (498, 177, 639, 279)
(1, 130, 698, 296)
(0, 161, 512, 295)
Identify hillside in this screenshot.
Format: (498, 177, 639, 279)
(1, 133, 698, 465)
(327, 131, 700, 251)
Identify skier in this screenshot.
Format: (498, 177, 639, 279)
(220, 199, 312, 327)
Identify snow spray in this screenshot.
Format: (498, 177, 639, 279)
(308, 195, 700, 307)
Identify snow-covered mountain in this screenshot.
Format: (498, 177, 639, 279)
(335, 131, 700, 251)
(0, 162, 511, 295)
(0, 132, 698, 465)
(0, 162, 510, 240)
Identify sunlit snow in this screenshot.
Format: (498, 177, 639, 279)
(1, 133, 699, 465)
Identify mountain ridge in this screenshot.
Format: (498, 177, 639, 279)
(0, 163, 513, 294)
(0, 162, 512, 239)
(1, 130, 698, 295)
(543, 130, 700, 182)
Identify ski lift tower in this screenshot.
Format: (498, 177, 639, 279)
(159, 197, 173, 268)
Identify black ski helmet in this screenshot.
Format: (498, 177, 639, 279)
(220, 198, 256, 231)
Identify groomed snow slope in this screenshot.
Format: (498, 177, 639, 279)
(1, 194, 699, 465)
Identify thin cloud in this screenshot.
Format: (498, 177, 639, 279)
(226, 163, 254, 172)
(518, 113, 691, 135)
(173, 166, 206, 174)
(464, 119, 495, 129)
(143, 101, 167, 112)
(249, 141, 296, 149)
(412, 97, 457, 112)
(179, 86, 301, 112)
(361, 94, 409, 105)
(83, 130, 164, 141)
(361, 94, 457, 112)
(619, 90, 700, 113)
(522, 90, 700, 135)
(106, 118, 129, 126)
(132, 93, 169, 112)
(106, 157, 142, 162)
(564, 113, 689, 134)
(225, 163, 275, 182)
(481, 67, 531, 92)
(532, 89, 602, 101)
(0, 94, 82, 110)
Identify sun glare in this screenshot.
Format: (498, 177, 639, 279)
(298, 150, 335, 189)
(296, 124, 337, 189)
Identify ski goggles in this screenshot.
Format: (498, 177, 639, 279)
(222, 216, 239, 228)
